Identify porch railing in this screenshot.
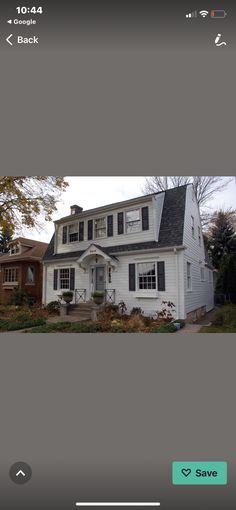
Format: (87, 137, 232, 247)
(75, 289, 86, 303)
(105, 289, 115, 304)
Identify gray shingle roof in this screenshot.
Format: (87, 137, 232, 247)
(43, 185, 187, 261)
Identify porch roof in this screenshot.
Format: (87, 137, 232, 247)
(77, 244, 119, 267)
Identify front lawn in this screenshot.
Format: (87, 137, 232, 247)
(200, 304, 236, 333)
(0, 305, 47, 332)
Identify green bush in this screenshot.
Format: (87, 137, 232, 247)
(212, 305, 236, 327)
(151, 323, 176, 333)
(10, 289, 35, 307)
(46, 301, 61, 314)
(130, 307, 144, 316)
(215, 254, 236, 304)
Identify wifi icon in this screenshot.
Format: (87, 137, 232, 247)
(199, 10, 209, 18)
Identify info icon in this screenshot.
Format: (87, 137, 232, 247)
(9, 462, 32, 485)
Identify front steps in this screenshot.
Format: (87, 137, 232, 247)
(69, 301, 99, 321)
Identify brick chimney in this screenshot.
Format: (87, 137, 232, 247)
(70, 205, 83, 215)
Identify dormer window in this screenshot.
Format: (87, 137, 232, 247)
(10, 244, 20, 255)
(126, 209, 141, 233)
(68, 223, 78, 242)
(95, 217, 106, 239)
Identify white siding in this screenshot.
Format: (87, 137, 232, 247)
(56, 199, 155, 254)
(44, 250, 180, 318)
(183, 185, 214, 316)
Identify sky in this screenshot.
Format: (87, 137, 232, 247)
(25, 176, 236, 243)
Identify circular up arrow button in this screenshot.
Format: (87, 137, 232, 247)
(9, 462, 32, 485)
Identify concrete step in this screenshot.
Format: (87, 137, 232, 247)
(69, 310, 91, 318)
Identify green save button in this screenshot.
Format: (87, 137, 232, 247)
(172, 461, 227, 485)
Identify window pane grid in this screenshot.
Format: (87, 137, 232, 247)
(138, 263, 156, 290)
(60, 268, 70, 289)
(4, 268, 18, 282)
(126, 209, 141, 234)
(68, 223, 78, 242)
(95, 217, 106, 238)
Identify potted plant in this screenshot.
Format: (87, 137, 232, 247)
(61, 291, 73, 304)
(92, 291, 104, 305)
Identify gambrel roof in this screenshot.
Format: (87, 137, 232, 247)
(43, 185, 187, 262)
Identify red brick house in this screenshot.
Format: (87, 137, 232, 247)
(0, 237, 48, 305)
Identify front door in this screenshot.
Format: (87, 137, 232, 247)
(95, 266, 105, 292)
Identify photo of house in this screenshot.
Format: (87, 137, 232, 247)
(42, 184, 214, 321)
(0, 238, 48, 305)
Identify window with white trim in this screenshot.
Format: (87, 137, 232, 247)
(26, 266, 35, 283)
(138, 262, 156, 290)
(126, 209, 141, 234)
(198, 226, 201, 246)
(191, 216, 195, 238)
(4, 267, 19, 282)
(68, 223, 78, 243)
(95, 217, 106, 239)
(187, 262, 192, 290)
(59, 268, 70, 289)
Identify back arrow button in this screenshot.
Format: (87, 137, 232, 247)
(6, 34, 13, 46)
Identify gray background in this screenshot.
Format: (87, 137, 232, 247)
(0, 0, 235, 174)
(0, 335, 235, 509)
(0, 0, 236, 508)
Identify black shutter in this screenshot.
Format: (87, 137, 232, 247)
(129, 264, 136, 291)
(62, 226, 67, 244)
(88, 219, 93, 240)
(79, 221, 84, 241)
(117, 212, 124, 235)
(107, 215, 113, 237)
(53, 269, 58, 290)
(142, 206, 149, 231)
(157, 261, 165, 291)
(70, 268, 75, 291)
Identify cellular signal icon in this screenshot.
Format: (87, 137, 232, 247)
(199, 10, 209, 18)
(186, 11, 197, 18)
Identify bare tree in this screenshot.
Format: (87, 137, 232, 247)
(143, 176, 232, 208)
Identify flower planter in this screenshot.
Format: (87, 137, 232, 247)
(92, 293, 104, 306)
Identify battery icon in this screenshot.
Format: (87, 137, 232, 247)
(211, 10, 227, 18)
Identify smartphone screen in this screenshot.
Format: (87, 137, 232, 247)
(0, 1, 235, 509)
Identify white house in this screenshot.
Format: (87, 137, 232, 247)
(42, 184, 214, 321)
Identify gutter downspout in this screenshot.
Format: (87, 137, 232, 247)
(42, 263, 47, 305)
(174, 247, 180, 319)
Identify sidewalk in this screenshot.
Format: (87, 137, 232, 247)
(177, 308, 217, 334)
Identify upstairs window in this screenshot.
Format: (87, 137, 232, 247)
(126, 209, 141, 234)
(10, 244, 20, 255)
(4, 267, 19, 282)
(68, 223, 78, 243)
(191, 216, 195, 238)
(95, 217, 106, 239)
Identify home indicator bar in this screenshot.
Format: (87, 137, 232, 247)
(75, 504, 161, 507)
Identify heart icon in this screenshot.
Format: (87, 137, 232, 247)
(181, 468, 191, 477)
